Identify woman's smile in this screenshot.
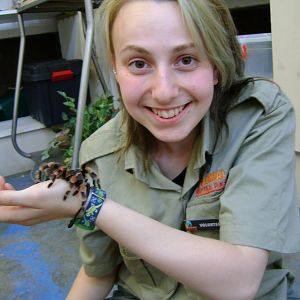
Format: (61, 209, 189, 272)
(144, 102, 192, 127)
(150, 104, 186, 119)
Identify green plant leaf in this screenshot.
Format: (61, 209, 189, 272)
(62, 112, 69, 121)
(41, 150, 50, 161)
(42, 91, 118, 166)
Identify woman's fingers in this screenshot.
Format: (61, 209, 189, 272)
(0, 176, 15, 191)
(0, 206, 61, 225)
(0, 190, 25, 207)
(0, 176, 5, 190)
(4, 182, 15, 191)
(0, 206, 41, 225)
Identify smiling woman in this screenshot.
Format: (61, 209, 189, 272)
(0, 1, 300, 300)
(112, 1, 216, 143)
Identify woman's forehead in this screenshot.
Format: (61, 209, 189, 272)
(110, 0, 207, 58)
(111, 1, 187, 43)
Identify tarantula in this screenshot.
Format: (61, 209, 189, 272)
(35, 162, 100, 201)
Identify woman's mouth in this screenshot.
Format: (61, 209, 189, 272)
(151, 105, 186, 119)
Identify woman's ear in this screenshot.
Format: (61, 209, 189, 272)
(110, 55, 118, 80)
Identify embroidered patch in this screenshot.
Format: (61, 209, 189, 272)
(195, 169, 227, 197)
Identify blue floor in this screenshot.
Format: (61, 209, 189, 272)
(0, 171, 300, 299)
(0, 171, 81, 300)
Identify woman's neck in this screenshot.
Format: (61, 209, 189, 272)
(152, 130, 197, 180)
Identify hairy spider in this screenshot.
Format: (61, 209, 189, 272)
(35, 162, 101, 203)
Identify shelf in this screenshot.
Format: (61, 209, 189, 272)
(225, 0, 269, 9)
(0, 0, 101, 39)
(16, 0, 101, 13)
(0, 10, 58, 39)
(0, 9, 17, 19)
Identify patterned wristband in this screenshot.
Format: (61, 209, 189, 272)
(74, 186, 106, 230)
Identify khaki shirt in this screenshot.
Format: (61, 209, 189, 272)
(78, 80, 300, 300)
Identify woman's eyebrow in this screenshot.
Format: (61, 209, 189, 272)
(173, 43, 195, 52)
(120, 45, 151, 55)
(119, 43, 196, 55)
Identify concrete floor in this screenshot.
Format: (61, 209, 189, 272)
(1, 171, 300, 299)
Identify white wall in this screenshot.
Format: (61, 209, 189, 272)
(0, 117, 56, 176)
(57, 12, 104, 101)
(270, 0, 300, 204)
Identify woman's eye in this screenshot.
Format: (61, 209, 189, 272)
(181, 56, 193, 65)
(175, 56, 198, 69)
(128, 59, 151, 74)
(129, 60, 147, 69)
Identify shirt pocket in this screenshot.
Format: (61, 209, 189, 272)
(185, 190, 223, 239)
(119, 246, 177, 293)
(189, 189, 224, 205)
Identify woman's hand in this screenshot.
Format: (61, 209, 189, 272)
(0, 176, 82, 226)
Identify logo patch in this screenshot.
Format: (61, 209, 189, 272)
(195, 169, 227, 197)
(184, 219, 220, 233)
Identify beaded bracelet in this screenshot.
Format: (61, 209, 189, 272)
(69, 186, 106, 230)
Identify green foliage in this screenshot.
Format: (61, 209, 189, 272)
(41, 91, 118, 168)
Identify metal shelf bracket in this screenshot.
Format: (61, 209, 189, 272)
(11, 0, 97, 168)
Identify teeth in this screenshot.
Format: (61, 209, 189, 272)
(152, 105, 185, 119)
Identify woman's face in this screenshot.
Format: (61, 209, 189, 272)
(112, 0, 218, 144)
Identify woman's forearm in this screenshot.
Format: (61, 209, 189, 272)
(96, 199, 268, 300)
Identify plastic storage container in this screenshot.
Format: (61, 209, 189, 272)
(22, 59, 83, 126)
(238, 33, 273, 78)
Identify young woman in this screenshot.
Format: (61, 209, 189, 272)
(0, 1, 299, 299)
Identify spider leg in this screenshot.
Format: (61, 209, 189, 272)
(47, 175, 56, 188)
(90, 173, 100, 188)
(95, 178, 101, 188)
(67, 206, 83, 228)
(93, 173, 101, 188)
(78, 183, 86, 199)
(63, 190, 71, 201)
(35, 163, 51, 183)
(85, 181, 91, 197)
(82, 166, 100, 188)
(72, 190, 79, 196)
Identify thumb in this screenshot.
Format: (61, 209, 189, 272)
(0, 176, 15, 191)
(5, 183, 15, 191)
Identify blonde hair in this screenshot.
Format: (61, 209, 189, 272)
(96, 0, 245, 165)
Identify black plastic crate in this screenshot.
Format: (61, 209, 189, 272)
(22, 59, 83, 126)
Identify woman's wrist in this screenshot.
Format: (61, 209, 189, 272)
(70, 186, 106, 230)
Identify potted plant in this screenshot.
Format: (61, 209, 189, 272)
(41, 91, 118, 168)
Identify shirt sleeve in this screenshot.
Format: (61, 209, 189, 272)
(219, 93, 300, 253)
(76, 227, 122, 277)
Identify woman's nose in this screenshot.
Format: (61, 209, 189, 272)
(151, 68, 179, 104)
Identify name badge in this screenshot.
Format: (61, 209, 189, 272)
(184, 219, 220, 233)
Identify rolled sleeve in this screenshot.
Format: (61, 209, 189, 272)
(220, 98, 300, 253)
(77, 227, 122, 277)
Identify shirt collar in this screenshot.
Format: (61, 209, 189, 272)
(124, 111, 216, 191)
(233, 79, 280, 111)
